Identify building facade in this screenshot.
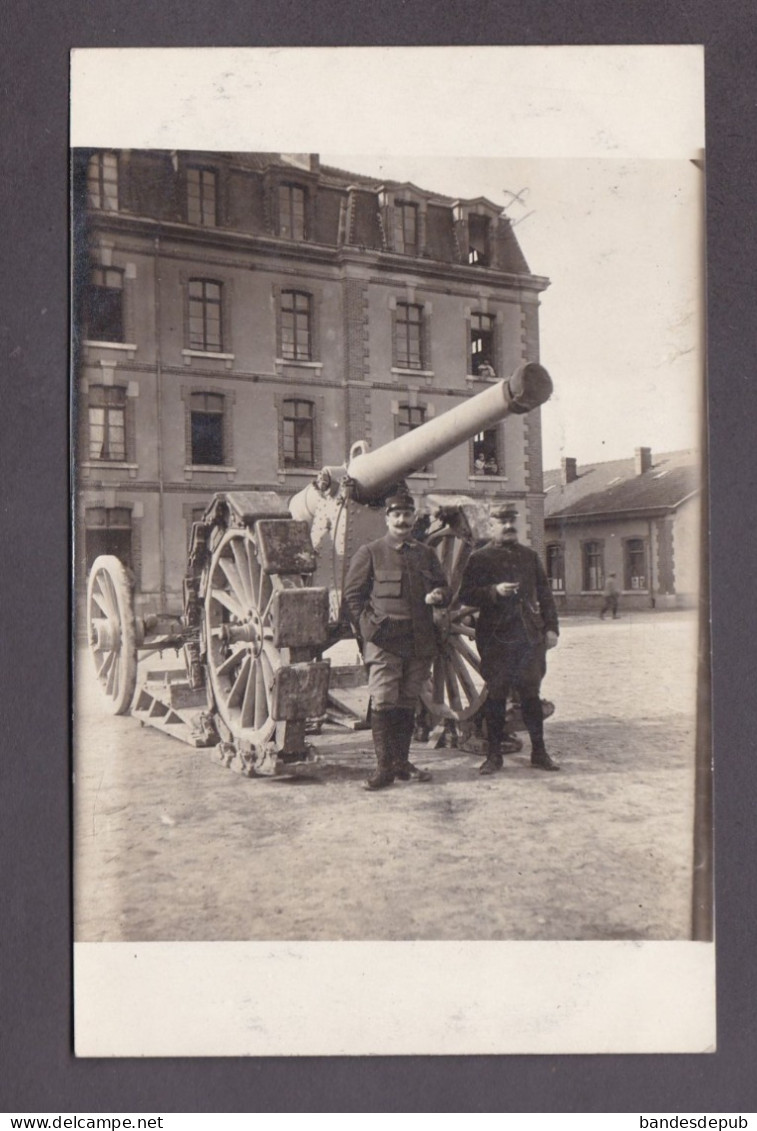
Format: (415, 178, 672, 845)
(74, 150, 550, 615)
(543, 448, 702, 612)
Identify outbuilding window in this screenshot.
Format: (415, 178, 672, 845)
(582, 541, 604, 591)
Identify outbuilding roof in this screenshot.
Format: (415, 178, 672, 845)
(544, 450, 701, 523)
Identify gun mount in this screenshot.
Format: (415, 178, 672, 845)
(85, 364, 553, 776)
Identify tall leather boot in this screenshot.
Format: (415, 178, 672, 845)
(480, 697, 507, 774)
(364, 709, 396, 790)
(521, 695, 560, 771)
(394, 707, 432, 782)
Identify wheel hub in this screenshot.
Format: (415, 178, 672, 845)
(225, 609, 264, 656)
(90, 618, 121, 652)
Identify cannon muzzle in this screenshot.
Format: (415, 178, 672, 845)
(345, 363, 552, 499)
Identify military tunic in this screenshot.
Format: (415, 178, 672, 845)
(343, 534, 450, 710)
(458, 541, 559, 698)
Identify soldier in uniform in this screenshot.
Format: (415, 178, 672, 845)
(459, 503, 561, 774)
(343, 490, 451, 791)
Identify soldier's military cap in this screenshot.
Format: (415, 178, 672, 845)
(385, 491, 416, 513)
(489, 502, 519, 521)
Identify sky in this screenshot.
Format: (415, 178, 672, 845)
(321, 154, 704, 472)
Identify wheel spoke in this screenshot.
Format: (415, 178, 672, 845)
(210, 586, 246, 621)
(449, 622, 476, 638)
(218, 558, 248, 612)
(444, 662, 463, 713)
(448, 645, 480, 705)
(228, 654, 251, 709)
(432, 656, 446, 704)
(97, 649, 115, 681)
(105, 653, 117, 697)
(96, 574, 118, 622)
(91, 589, 111, 618)
(253, 659, 268, 729)
(454, 637, 482, 674)
(216, 649, 243, 679)
(230, 539, 253, 608)
(240, 658, 256, 728)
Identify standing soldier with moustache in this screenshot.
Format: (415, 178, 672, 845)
(342, 489, 450, 791)
(459, 503, 561, 774)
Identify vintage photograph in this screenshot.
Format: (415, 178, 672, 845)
(71, 47, 712, 1055)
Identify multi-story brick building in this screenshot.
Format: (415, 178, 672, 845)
(74, 150, 550, 614)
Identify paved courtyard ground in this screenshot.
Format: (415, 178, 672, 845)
(74, 608, 705, 942)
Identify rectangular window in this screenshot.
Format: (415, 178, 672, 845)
(546, 543, 566, 593)
(625, 538, 647, 589)
(187, 167, 217, 227)
(395, 202, 418, 255)
(470, 313, 495, 376)
(468, 214, 490, 266)
(582, 541, 604, 591)
(190, 392, 225, 465)
(87, 152, 118, 211)
(395, 302, 423, 370)
(282, 398, 315, 468)
(279, 184, 306, 240)
(188, 279, 223, 352)
(471, 428, 500, 476)
(281, 291, 312, 361)
(88, 385, 126, 461)
(85, 506, 132, 574)
(397, 404, 429, 472)
(85, 266, 124, 342)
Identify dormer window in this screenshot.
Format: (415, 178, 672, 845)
(279, 184, 307, 240)
(468, 214, 490, 266)
(187, 166, 217, 227)
(395, 202, 418, 256)
(87, 153, 118, 211)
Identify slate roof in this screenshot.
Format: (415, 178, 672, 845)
(544, 450, 701, 523)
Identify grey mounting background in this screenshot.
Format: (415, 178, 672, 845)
(2, 2, 756, 1114)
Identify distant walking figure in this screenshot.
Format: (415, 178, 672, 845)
(599, 573, 620, 619)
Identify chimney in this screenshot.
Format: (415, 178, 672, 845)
(635, 447, 652, 475)
(561, 457, 578, 485)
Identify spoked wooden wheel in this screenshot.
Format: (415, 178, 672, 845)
(204, 527, 281, 747)
(86, 555, 138, 715)
(420, 527, 487, 723)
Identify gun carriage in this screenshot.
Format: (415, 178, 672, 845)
(85, 363, 553, 776)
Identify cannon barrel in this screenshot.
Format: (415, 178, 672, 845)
(345, 363, 552, 498)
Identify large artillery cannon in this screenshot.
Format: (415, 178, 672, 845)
(85, 363, 553, 776)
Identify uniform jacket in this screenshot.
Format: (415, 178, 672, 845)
(458, 540, 559, 647)
(342, 534, 451, 658)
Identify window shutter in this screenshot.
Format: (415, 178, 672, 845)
(391, 206, 403, 253)
(422, 305, 432, 371)
(273, 285, 282, 358)
(314, 395, 324, 467)
(222, 393, 232, 467)
(125, 389, 137, 464)
(274, 393, 284, 468)
(310, 289, 320, 362)
(222, 278, 233, 353)
(497, 425, 506, 477)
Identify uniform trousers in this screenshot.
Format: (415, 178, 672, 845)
(363, 640, 433, 711)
